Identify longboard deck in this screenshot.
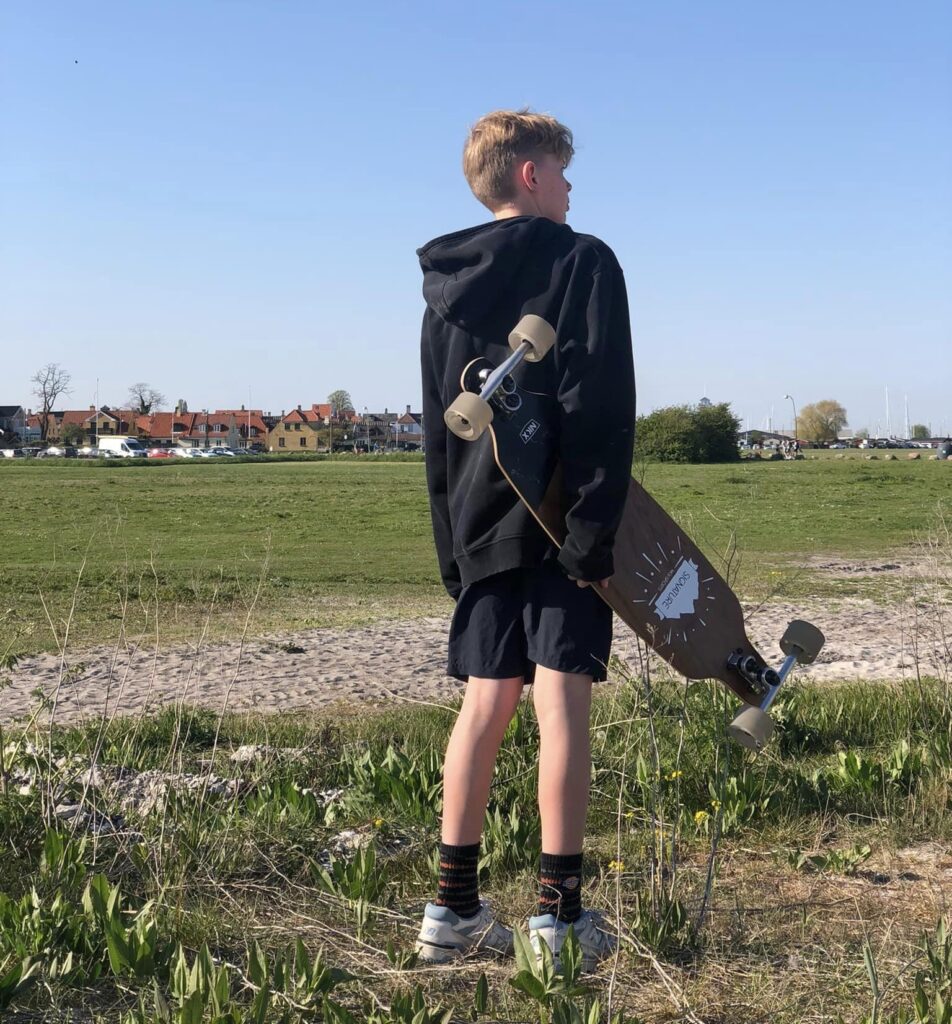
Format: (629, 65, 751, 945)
(461, 357, 765, 705)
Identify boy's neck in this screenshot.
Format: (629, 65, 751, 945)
(493, 203, 529, 220)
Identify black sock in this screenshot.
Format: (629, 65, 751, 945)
(538, 851, 583, 923)
(434, 841, 480, 919)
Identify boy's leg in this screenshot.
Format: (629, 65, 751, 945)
(533, 667, 592, 924)
(415, 676, 523, 961)
(532, 666, 593, 855)
(529, 666, 615, 970)
(441, 675, 524, 845)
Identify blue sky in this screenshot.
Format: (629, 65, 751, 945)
(2, 1, 950, 434)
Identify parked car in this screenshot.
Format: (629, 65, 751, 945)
(147, 447, 175, 458)
(208, 447, 237, 457)
(829, 442, 847, 449)
(173, 447, 202, 458)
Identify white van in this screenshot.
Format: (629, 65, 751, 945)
(98, 436, 148, 458)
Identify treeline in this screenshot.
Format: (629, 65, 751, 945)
(634, 402, 740, 463)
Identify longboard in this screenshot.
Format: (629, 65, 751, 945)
(443, 317, 825, 748)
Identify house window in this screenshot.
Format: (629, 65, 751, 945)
(278, 437, 285, 448)
(250, 427, 257, 436)
(300, 436, 306, 447)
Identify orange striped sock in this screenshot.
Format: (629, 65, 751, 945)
(538, 851, 583, 923)
(434, 842, 480, 919)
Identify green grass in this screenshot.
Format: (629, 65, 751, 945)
(1, 456, 949, 657)
(2, 455, 951, 1020)
(2, 676, 952, 1021)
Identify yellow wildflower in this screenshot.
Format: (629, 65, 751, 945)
(694, 810, 709, 825)
(608, 859, 626, 872)
(373, 817, 384, 828)
(710, 799, 721, 811)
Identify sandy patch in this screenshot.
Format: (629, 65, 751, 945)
(2, 594, 949, 726)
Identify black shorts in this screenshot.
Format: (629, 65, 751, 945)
(447, 562, 614, 684)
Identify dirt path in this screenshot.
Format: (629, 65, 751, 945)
(3, 596, 949, 726)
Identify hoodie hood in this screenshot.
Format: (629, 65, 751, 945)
(417, 216, 569, 331)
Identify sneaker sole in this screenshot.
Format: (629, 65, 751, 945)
(414, 939, 465, 963)
(415, 938, 513, 963)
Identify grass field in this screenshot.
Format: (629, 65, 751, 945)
(1, 456, 950, 659)
(2, 675, 952, 1021)
(2, 456, 952, 1021)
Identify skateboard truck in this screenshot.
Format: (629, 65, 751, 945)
(726, 652, 779, 696)
(726, 619, 825, 752)
(444, 315, 556, 440)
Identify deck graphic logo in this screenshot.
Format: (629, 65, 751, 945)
(652, 558, 699, 621)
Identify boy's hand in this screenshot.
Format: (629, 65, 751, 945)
(570, 576, 611, 589)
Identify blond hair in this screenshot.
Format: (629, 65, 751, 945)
(463, 109, 574, 210)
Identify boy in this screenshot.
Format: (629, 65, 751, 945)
(414, 109, 636, 970)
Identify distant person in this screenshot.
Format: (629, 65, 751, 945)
(415, 109, 634, 970)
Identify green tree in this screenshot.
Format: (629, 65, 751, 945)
(635, 405, 697, 463)
(798, 400, 848, 445)
(60, 423, 86, 446)
(912, 423, 930, 439)
(635, 402, 740, 463)
(694, 402, 741, 462)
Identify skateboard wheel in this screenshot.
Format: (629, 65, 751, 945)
(780, 619, 825, 664)
(509, 315, 556, 362)
(444, 392, 493, 441)
(727, 705, 775, 751)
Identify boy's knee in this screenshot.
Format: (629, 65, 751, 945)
(463, 678, 523, 725)
(532, 675, 592, 723)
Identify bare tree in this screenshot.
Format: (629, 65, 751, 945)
(327, 389, 354, 418)
(127, 383, 166, 415)
(31, 363, 72, 441)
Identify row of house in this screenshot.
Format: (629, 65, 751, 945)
(0, 403, 424, 451)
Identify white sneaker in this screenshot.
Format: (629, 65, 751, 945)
(527, 908, 616, 972)
(414, 900, 514, 963)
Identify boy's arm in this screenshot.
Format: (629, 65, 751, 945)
(555, 252, 636, 583)
(421, 318, 463, 600)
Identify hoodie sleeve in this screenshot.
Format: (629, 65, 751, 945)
(420, 312, 463, 600)
(555, 248, 636, 582)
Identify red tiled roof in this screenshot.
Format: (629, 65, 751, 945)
(213, 409, 269, 431)
(146, 412, 197, 437)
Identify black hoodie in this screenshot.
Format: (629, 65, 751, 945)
(418, 216, 635, 599)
